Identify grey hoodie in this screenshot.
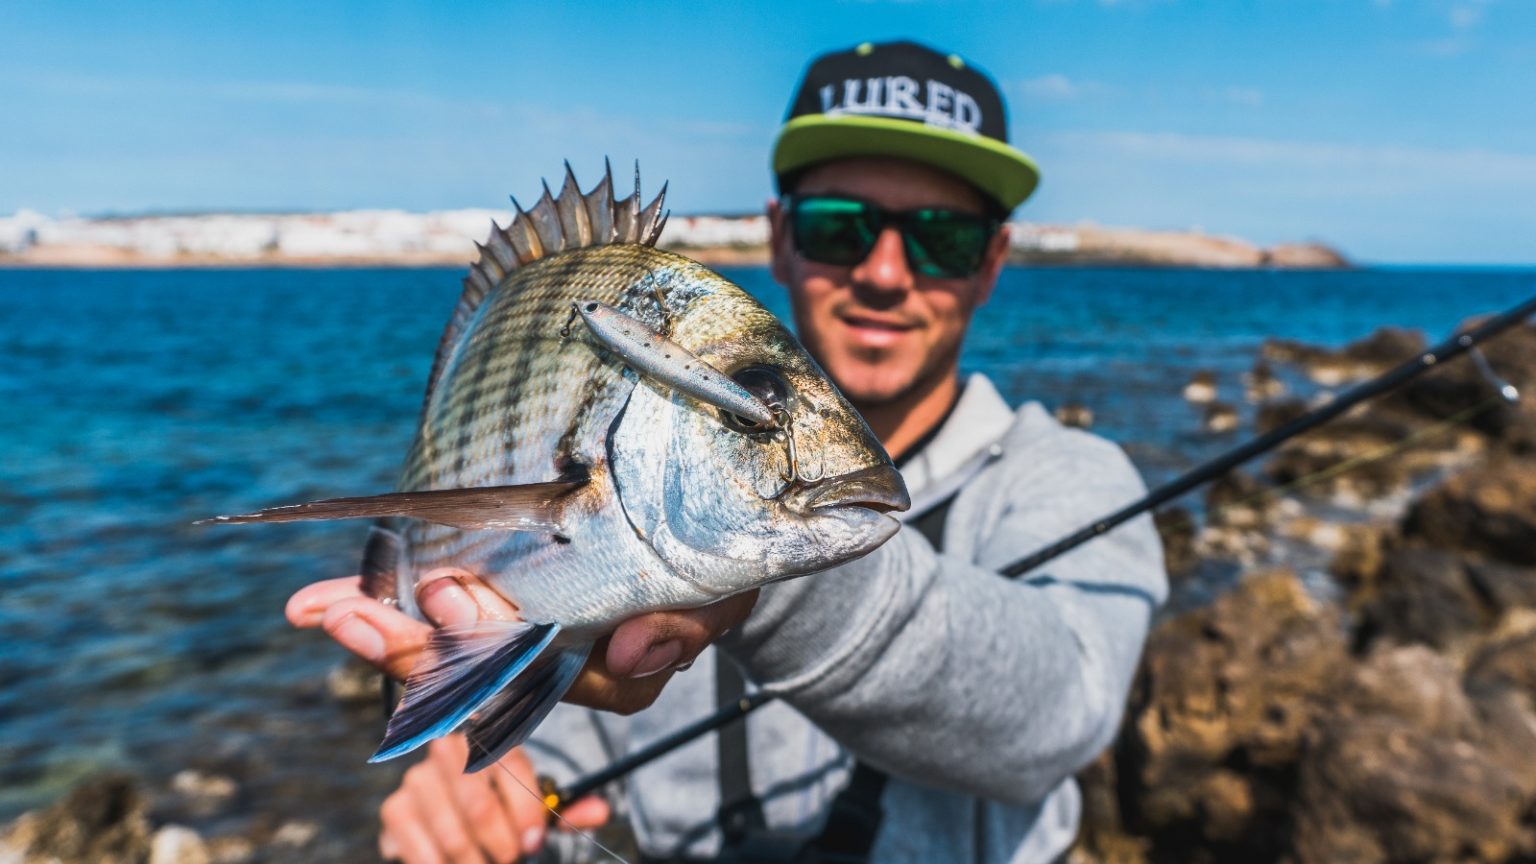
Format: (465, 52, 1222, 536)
(528, 374, 1167, 863)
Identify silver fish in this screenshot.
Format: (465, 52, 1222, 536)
(206, 163, 909, 771)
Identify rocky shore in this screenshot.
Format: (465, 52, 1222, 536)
(1074, 318, 1536, 864)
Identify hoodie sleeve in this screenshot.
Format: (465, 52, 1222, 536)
(718, 418, 1167, 808)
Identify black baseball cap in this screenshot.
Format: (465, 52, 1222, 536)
(772, 40, 1040, 211)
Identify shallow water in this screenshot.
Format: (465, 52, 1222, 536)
(1, 264, 1532, 854)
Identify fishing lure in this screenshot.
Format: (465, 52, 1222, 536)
(571, 299, 780, 430)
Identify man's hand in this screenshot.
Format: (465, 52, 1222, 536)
(285, 569, 757, 713)
(377, 735, 609, 864)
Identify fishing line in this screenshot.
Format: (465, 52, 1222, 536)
(1162, 392, 1508, 538)
(475, 732, 637, 864)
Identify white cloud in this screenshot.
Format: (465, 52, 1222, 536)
(1449, 0, 1495, 30)
(1042, 130, 1536, 186)
(1217, 86, 1264, 107)
(1015, 74, 1111, 101)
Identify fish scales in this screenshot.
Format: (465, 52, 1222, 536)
(207, 167, 909, 769)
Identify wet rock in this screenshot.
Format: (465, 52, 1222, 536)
(1460, 611, 1536, 803)
(1465, 679, 1536, 801)
(1264, 414, 1426, 503)
(0, 774, 152, 864)
(1253, 397, 1307, 435)
(1339, 644, 1478, 737)
(1403, 456, 1536, 566)
(1054, 402, 1095, 429)
(270, 820, 319, 848)
(1071, 750, 1150, 864)
(1182, 370, 1218, 404)
(1327, 522, 1395, 591)
(1242, 360, 1287, 403)
(1389, 320, 1536, 453)
(1152, 507, 1198, 582)
(1204, 471, 1271, 529)
(165, 770, 237, 819)
(1466, 611, 1536, 698)
(149, 825, 210, 864)
(1201, 402, 1238, 434)
(1118, 571, 1347, 859)
(1468, 558, 1536, 613)
(1263, 327, 1425, 387)
(1351, 547, 1493, 650)
(1196, 523, 1271, 568)
(326, 657, 385, 705)
(204, 835, 255, 864)
(1291, 715, 1532, 864)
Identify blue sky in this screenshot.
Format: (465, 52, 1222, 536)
(3, 0, 1534, 264)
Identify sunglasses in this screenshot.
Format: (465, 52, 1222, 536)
(786, 195, 1000, 279)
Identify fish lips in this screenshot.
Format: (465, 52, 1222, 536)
(789, 464, 911, 516)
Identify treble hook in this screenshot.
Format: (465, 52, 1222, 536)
(775, 409, 825, 486)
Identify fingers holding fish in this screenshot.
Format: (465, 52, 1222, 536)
(284, 575, 364, 628)
(560, 591, 759, 714)
(605, 590, 759, 677)
(317, 596, 431, 682)
(562, 655, 678, 716)
(415, 568, 522, 625)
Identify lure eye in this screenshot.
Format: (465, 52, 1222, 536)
(721, 365, 792, 434)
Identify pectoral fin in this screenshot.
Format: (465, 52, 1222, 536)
(462, 643, 590, 772)
(197, 480, 587, 532)
(370, 620, 562, 763)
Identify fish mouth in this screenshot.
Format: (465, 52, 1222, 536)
(794, 464, 911, 514)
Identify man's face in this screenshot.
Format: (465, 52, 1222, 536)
(769, 157, 1009, 407)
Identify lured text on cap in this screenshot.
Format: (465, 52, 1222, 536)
(818, 76, 982, 134)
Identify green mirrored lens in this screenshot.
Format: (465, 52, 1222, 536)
(905, 211, 992, 278)
(791, 199, 877, 266)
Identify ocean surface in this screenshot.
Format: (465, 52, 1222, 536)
(2, 265, 1533, 855)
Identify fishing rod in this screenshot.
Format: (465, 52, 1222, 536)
(545, 291, 1536, 811)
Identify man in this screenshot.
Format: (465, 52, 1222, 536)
(288, 40, 1166, 863)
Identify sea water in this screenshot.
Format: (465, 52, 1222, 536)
(1, 265, 1532, 854)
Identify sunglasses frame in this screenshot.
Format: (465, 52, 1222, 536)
(785, 194, 1001, 279)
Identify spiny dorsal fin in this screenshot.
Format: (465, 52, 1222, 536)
(421, 162, 668, 418)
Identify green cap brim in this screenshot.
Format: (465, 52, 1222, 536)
(772, 114, 1041, 210)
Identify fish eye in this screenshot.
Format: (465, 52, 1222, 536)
(721, 365, 792, 434)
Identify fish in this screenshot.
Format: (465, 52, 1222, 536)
(204, 163, 910, 772)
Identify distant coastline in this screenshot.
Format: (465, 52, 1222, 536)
(0, 210, 1350, 270)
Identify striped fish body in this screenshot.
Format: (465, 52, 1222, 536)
(388, 245, 780, 632)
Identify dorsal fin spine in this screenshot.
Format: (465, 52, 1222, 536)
(418, 163, 670, 415)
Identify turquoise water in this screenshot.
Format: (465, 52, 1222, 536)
(1, 265, 1532, 852)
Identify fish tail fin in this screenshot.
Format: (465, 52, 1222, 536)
(369, 620, 562, 763)
(462, 644, 590, 773)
